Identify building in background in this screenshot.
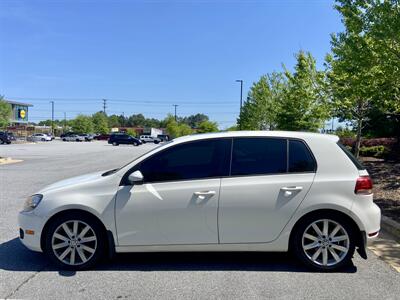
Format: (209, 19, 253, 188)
(5, 99, 33, 125)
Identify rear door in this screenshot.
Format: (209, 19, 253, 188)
(218, 138, 316, 243)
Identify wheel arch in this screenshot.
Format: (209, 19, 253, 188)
(288, 209, 365, 257)
(40, 209, 115, 257)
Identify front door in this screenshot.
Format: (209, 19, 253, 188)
(115, 138, 231, 246)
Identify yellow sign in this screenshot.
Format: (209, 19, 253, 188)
(19, 109, 26, 119)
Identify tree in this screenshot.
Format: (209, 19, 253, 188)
(0, 96, 12, 129)
(182, 114, 209, 128)
(71, 114, 93, 133)
(164, 114, 194, 138)
(196, 120, 219, 133)
(326, 0, 397, 157)
(108, 114, 121, 128)
(276, 51, 330, 132)
(127, 114, 146, 127)
(92, 111, 109, 134)
(238, 73, 285, 130)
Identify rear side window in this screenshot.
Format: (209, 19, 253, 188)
(137, 139, 231, 182)
(288, 140, 316, 172)
(337, 142, 365, 170)
(231, 138, 287, 176)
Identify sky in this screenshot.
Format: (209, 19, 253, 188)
(0, 0, 343, 128)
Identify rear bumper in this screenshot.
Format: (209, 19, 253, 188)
(351, 198, 381, 237)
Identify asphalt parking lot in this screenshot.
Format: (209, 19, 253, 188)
(1, 141, 400, 299)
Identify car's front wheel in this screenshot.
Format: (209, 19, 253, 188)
(112, 142, 118, 146)
(44, 212, 105, 270)
(292, 215, 355, 271)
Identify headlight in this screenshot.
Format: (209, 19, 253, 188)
(23, 194, 43, 212)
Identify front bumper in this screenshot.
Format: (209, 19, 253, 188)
(18, 211, 45, 252)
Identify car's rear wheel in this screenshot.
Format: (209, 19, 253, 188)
(112, 142, 118, 146)
(44, 212, 105, 270)
(292, 215, 355, 271)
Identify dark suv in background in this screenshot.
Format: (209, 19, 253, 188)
(108, 133, 142, 146)
(0, 131, 13, 144)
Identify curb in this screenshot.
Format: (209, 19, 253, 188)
(381, 215, 400, 241)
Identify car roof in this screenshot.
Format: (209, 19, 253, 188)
(172, 131, 339, 143)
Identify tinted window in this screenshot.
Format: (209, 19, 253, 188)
(137, 139, 231, 182)
(231, 138, 287, 176)
(337, 142, 365, 170)
(288, 140, 316, 172)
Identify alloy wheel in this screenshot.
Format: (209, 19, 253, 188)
(51, 220, 97, 266)
(302, 219, 350, 267)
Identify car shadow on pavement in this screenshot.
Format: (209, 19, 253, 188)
(0, 238, 358, 275)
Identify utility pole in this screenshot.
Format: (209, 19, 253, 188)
(63, 112, 67, 133)
(50, 101, 55, 135)
(173, 104, 178, 121)
(102, 99, 107, 114)
(236, 80, 243, 129)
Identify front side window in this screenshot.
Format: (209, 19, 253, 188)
(136, 139, 231, 182)
(231, 138, 287, 176)
(288, 139, 316, 172)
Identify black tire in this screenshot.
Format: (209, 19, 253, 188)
(133, 142, 138, 146)
(62, 138, 66, 141)
(112, 142, 118, 146)
(291, 213, 355, 271)
(41, 138, 45, 141)
(44, 211, 106, 270)
(154, 141, 160, 144)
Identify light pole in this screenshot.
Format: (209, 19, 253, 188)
(50, 101, 54, 135)
(173, 104, 178, 121)
(236, 80, 243, 129)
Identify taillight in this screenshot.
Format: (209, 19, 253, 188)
(355, 176, 373, 195)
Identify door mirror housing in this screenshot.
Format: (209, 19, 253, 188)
(128, 170, 144, 184)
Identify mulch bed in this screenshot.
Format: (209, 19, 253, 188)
(361, 157, 400, 223)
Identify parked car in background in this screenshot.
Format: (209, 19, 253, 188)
(62, 134, 85, 142)
(157, 134, 170, 142)
(30, 133, 52, 142)
(78, 134, 93, 142)
(93, 134, 110, 141)
(18, 131, 380, 271)
(140, 135, 161, 144)
(108, 134, 141, 146)
(0, 131, 12, 144)
(60, 132, 76, 139)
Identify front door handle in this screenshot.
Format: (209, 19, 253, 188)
(281, 186, 303, 197)
(194, 191, 216, 200)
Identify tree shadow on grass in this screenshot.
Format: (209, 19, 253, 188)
(0, 238, 357, 276)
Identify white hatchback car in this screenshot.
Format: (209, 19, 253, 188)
(30, 133, 52, 142)
(19, 131, 380, 271)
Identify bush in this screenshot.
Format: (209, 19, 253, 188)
(339, 137, 397, 147)
(359, 145, 388, 158)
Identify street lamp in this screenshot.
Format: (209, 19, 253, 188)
(236, 80, 243, 129)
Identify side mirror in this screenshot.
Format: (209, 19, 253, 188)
(128, 170, 144, 184)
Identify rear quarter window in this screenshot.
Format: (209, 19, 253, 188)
(337, 142, 365, 170)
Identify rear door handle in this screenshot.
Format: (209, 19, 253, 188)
(281, 186, 303, 191)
